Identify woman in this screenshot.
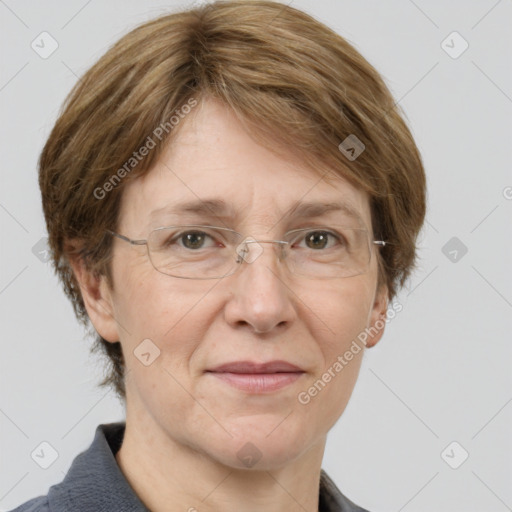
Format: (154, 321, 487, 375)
(11, 1, 425, 511)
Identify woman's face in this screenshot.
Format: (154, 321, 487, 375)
(90, 98, 387, 470)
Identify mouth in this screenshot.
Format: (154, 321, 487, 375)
(205, 360, 305, 393)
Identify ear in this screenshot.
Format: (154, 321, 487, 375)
(365, 283, 389, 348)
(68, 255, 120, 343)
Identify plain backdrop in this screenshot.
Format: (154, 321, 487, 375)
(1, 1, 511, 511)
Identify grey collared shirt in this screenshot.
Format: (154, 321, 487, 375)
(9, 422, 370, 512)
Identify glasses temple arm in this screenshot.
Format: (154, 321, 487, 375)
(107, 230, 147, 246)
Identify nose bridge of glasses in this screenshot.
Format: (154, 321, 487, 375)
(235, 237, 288, 265)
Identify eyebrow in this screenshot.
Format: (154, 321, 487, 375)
(149, 199, 364, 224)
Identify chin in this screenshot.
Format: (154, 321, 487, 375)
(198, 419, 315, 471)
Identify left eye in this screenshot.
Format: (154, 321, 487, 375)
(296, 231, 340, 250)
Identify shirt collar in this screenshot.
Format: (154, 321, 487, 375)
(47, 422, 367, 512)
(48, 422, 148, 511)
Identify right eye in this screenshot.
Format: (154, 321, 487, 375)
(171, 230, 218, 250)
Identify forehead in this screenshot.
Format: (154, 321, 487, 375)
(119, 98, 371, 231)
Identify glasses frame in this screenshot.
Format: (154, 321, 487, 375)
(107, 225, 387, 280)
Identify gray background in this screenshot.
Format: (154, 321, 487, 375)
(1, 0, 511, 511)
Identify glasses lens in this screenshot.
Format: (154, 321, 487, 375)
(147, 226, 243, 279)
(285, 227, 371, 278)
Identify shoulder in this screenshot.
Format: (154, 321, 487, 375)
(320, 470, 371, 512)
(7, 495, 50, 512)
(7, 422, 128, 512)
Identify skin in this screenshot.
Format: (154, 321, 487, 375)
(72, 97, 388, 512)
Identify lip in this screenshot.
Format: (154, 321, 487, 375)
(207, 360, 304, 374)
(206, 360, 305, 393)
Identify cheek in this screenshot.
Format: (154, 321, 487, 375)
(295, 278, 374, 423)
(112, 264, 219, 380)
(113, 255, 200, 336)
(303, 276, 375, 346)
(113, 271, 215, 416)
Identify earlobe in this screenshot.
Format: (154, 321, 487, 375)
(365, 285, 389, 348)
(68, 255, 120, 343)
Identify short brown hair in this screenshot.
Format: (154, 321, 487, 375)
(39, 0, 426, 401)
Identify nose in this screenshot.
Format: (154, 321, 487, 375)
(223, 240, 296, 334)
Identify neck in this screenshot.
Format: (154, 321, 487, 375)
(115, 409, 326, 512)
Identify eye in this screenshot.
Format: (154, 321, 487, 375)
(176, 230, 218, 250)
(158, 229, 219, 251)
(151, 227, 233, 253)
(296, 230, 342, 250)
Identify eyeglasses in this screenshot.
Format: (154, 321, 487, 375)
(107, 225, 386, 280)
